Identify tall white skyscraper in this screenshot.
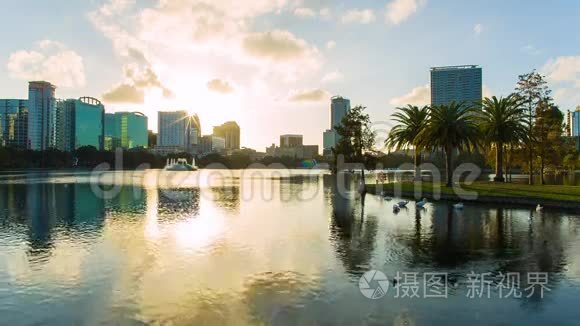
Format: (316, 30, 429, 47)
(323, 95, 351, 155)
(27, 81, 56, 150)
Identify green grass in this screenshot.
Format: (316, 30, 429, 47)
(367, 181, 580, 203)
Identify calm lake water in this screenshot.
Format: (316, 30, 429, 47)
(1, 170, 580, 325)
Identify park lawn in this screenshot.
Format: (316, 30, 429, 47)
(367, 181, 580, 203)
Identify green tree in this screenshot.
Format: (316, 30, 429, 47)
(514, 70, 552, 184)
(479, 95, 526, 182)
(533, 101, 565, 184)
(416, 102, 480, 187)
(385, 105, 429, 180)
(333, 105, 376, 190)
(563, 153, 579, 172)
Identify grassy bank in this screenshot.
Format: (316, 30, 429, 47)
(367, 182, 580, 209)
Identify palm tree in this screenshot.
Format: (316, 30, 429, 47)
(385, 105, 429, 180)
(417, 102, 480, 187)
(479, 95, 526, 182)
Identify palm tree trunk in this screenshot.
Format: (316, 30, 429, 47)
(445, 146, 453, 187)
(494, 143, 505, 182)
(506, 145, 512, 183)
(414, 150, 421, 181)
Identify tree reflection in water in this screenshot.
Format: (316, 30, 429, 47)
(325, 174, 378, 278)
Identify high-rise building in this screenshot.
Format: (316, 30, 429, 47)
(55, 99, 74, 151)
(323, 95, 350, 155)
(571, 107, 580, 137)
(213, 121, 240, 150)
(201, 135, 226, 154)
(104, 112, 148, 150)
(28, 81, 56, 150)
(0, 99, 28, 149)
(55, 97, 105, 151)
(158, 111, 201, 152)
(430, 65, 482, 106)
(280, 134, 303, 148)
(330, 96, 351, 130)
(158, 111, 188, 147)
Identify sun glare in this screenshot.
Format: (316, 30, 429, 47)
(142, 76, 242, 134)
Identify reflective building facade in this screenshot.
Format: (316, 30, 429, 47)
(323, 96, 350, 155)
(572, 107, 580, 137)
(104, 112, 148, 150)
(55, 97, 104, 151)
(213, 121, 240, 150)
(430, 65, 482, 106)
(27, 81, 56, 150)
(158, 111, 201, 152)
(0, 99, 28, 148)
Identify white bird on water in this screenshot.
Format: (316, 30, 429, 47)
(453, 203, 464, 210)
(536, 204, 544, 212)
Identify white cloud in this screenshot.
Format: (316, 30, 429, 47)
(6, 40, 85, 88)
(207, 78, 234, 94)
(242, 30, 316, 62)
(542, 56, 580, 106)
(98, 0, 136, 16)
(321, 70, 343, 83)
(326, 40, 336, 50)
(521, 45, 541, 56)
(90, 0, 323, 95)
(390, 84, 430, 106)
(294, 7, 316, 18)
(390, 83, 493, 106)
(385, 0, 424, 25)
(341, 9, 376, 24)
(103, 83, 144, 103)
(483, 85, 493, 98)
(473, 23, 483, 35)
(319, 8, 332, 20)
(288, 89, 330, 102)
(542, 56, 580, 83)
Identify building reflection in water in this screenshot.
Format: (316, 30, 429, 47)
(208, 186, 240, 213)
(22, 183, 106, 259)
(158, 187, 200, 220)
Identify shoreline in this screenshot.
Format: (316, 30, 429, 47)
(366, 182, 580, 210)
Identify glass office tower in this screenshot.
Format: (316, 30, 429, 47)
(55, 97, 104, 151)
(104, 112, 148, 150)
(0, 99, 28, 148)
(430, 65, 482, 106)
(28, 81, 56, 150)
(323, 95, 350, 155)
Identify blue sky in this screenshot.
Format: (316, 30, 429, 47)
(1, 0, 579, 150)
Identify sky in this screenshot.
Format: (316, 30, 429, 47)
(1, 0, 579, 151)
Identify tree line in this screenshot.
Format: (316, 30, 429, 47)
(331, 70, 579, 187)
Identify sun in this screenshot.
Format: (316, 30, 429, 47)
(141, 76, 243, 134)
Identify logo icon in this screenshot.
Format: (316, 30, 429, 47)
(359, 270, 390, 299)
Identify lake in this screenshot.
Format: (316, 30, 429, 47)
(1, 170, 579, 325)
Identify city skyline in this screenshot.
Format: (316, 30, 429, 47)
(0, 1, 579, 150)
